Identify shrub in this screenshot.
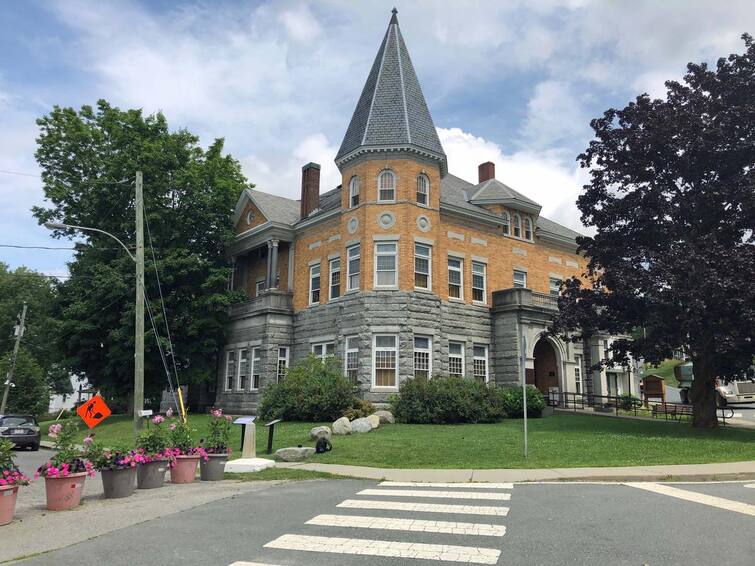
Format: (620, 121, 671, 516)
(259, 355, 357, 422)
(342, 399, 375, 420)
(391, 375, 505, 424)
(499, 386, 545, 418)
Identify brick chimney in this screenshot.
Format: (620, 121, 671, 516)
(478, 161, 495, 183)
(300, 162, 321, 219)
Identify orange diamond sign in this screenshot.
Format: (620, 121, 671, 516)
(77, 395, 112, 429)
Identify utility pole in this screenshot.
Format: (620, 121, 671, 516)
(1, 303, 27, 415)
(134, 171, 145, 437)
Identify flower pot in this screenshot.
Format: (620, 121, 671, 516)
(200, 453, 228, 481)
(137, 461, 167, 489)
(101, 467, 137, 499)
(170, 455, 200, 484)
(44, 472, 87, 511)
(0, 485, 19, 526)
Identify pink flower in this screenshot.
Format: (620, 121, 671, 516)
(166, 408, 174, 418)
(152, 415, 164, 425)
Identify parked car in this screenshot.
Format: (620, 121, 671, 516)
(0, 415, 41, 450)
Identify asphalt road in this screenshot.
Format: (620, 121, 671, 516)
(11, 470, 755, 566)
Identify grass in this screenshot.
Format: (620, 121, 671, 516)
(641, 358, 683, 387)
(40, 412, 755, 470)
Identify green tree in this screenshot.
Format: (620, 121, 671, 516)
(552, 35, 755, 428)
(0, 347, 50, 417)
(33, 100, 247, 408)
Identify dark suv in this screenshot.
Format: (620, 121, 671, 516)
(0, 415, 41, 450)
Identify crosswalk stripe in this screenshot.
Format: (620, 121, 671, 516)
(357, 488, 511, 501)
(626, 482, 755, 517)
(380, 481, 513, 489)
(306, 513, 506, 536)
(338, 499, 509, 516)
(264, 534, 501, 564)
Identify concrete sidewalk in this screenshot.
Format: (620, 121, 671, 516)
(276, 459, 755, 482)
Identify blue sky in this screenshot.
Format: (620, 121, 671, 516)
(1, 0, 753, 276)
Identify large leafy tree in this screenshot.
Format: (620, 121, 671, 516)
(33, 100, 246, 408)
(552, 35, 755, 428)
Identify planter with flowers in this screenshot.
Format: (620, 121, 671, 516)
(1, 438, 30, 526)
(85, 435, 138, 499)
(135, 415, 173, 489)
(167, 414, 207, 484)
(200, 408, 233, 481)
(36, 421, 94, 511)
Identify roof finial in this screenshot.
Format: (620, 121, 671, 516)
(390, 7, 398, 25)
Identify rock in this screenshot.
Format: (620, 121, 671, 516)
(274, 446, 315, 462)
(366, 414, 380, 429)
(309, 426, 332, 441)
(351, 417, 373, 433)
(374, 410, 395, 424)
(332, 416, 352, 435)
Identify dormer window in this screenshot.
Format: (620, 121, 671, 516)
(378, 170, 396, 202)
(513, 214, 522, 238)
(501, 211, 510, 236)
(524, 218, 533, 240)
(349, 176, 360, 208)
(416, 174, 429, 206)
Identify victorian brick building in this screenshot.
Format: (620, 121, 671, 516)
(216, 9, 636, 413)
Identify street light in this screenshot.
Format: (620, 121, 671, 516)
(43, 171, 144, 438)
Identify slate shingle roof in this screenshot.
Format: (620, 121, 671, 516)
(335, 10, 446, 171)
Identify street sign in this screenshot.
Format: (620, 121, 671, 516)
(77, 395, 112, 429)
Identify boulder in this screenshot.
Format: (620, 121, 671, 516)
(351, 417, 373, 433)
(366, 414, 380, 429)
(309, 426, 332, 441)
(332, 416, 352, 435)
(274, 446, 315, 462)
(374, 410, 395, 424)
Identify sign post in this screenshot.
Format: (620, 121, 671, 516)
(520, 333, 528, 459)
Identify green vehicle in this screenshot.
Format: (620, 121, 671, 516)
(675, 362, 755, 406)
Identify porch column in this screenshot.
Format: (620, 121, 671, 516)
(269, 239, 280, 289)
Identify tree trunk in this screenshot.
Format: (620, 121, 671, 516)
(690, 343, 718, 428)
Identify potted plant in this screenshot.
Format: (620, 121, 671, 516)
(167, 413, 207, 484)
(200, 408, 233, 481)
(134, 415, 173, 489)
(0, 438, 30, 526)
(35, 421, 94, 511)
(85, 435, 137, 499)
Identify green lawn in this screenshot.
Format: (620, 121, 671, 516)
(641, 358, 683, 387)
(40, 413, 755, 469)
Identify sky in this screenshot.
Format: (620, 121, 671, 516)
(1, 0, 754, 277)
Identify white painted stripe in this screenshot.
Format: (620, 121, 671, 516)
(626, 482, 755, 517)
(264, 534, 501, 564)
(338, 499, 509, 516)
(380, 481, 513, 489)
(306, 514, 506, 537)
(358, 488, 510, 501)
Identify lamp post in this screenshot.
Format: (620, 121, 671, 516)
(44, 171, 144, 437)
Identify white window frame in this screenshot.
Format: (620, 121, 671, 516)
(502, 211, 510, 236)
(225, 350, 236, 391)
(329, 257, 341, 300)
(251, 347, 261, 390)
(473, 344, 489, 382)
(471, 261, 487, 304)
(513, 270, 527, 289)
(309, 263, 321, 305)
(374, 241, 398, 288)
(237, 348, 249, 390)
(378, 170, 396, 202)
(276, 347, 289, 382)
(413, 335, 432, 379)
(574, 354, 583, 394)
(349, 176, 360, 208)
(347, 244, 360, 291)
(524, 217, 533, 240)
(416, 174, 429, 206)
(345, 336, 359, 384)
(448, 257, 464, 300)
(513, 214, 522, 238)
(372, 334, 398, 390)
(312, 342, 335, 361)
(414, 243, 432, 290)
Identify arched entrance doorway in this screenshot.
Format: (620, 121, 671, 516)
(533, 337, 559, 395)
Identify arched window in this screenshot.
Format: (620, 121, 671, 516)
(416, 174, 429, 206)
(524, 217, 533, 240)
(378, 170, 396, 202)
(513, 214, 521, 238)
(349, 176, 360, 208)
(501, 211, 510, 236)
